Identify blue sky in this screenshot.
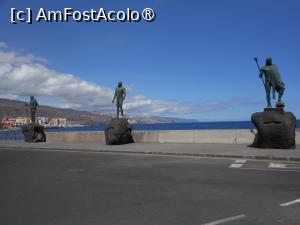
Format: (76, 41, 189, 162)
(0, 0, 299, 121)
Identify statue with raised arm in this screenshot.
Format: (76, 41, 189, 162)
(112, 82, 126, 117)
(256, 57, 285, 108)
(26, 96, 39, 123)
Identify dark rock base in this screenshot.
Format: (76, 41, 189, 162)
(250, 108, 296, 149)
(21, 123, 46, 143)
(104, 118, 134, 145)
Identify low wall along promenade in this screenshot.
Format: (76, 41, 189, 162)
(46, 130, 300, 145)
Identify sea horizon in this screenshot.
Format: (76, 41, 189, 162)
(45, 120, 300, 132)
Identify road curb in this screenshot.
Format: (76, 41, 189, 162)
(1, 146, 300, 162)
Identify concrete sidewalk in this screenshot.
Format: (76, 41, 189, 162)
(0, 141, 299, 162)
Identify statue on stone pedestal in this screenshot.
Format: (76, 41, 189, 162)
(112, 82, 126, 117)
(105, 82, 133, 145)
(251, 57, 295, 149)
(26, 96, 39, 123)
(255, 57, 285, 108)
(22, 96, 46, 142)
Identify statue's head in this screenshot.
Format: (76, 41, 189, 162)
(266, 57, 272, 66)
(30, 96, 34, 99)
(118, 82, 122, 88)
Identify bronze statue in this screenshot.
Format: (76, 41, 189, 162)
(254, 57, 285, 108)
(26, 96, 39, 123)
(112, 82, 126, 117)
(22, 96, 46, 143)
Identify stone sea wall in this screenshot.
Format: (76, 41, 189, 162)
(46, 130, 300, 144)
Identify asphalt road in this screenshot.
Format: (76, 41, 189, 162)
(0, 148, 300, 225)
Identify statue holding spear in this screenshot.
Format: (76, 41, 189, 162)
(254, 57, 285, 108)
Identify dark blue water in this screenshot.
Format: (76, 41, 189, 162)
(45, 120, 300, 132)
(45, 121, 255, 132)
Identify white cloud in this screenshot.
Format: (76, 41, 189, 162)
(0, 42, 8, 49)
(0, 93, 19, 100)
(0, 42, 257, 117)
(195, 98, 257, 113)
(0, 49, 47, 65)
(124, 95, 191, 115)
(0, 42, 191, 115)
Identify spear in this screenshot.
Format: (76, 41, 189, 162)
(254, 57, 265, 86)
(254, 57, 276, 99)
(25, 103, 29, 124)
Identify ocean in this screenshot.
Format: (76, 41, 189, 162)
(47, 121, 256, 132)
(1, 120, 299, 142)
(46, 120, 300, 132)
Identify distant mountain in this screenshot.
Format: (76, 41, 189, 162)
(151, 116, 199, 123)
(0, 98, 197, 125)
(0, 98, 111, 125)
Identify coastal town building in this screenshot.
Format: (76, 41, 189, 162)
(49, 118, 67, 127)
(15, 117, 29, 126)
(36, 116, 48, 125)
(1, 116, 68, 128)
(1, 117, 16, 128)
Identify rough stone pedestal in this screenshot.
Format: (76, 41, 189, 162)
(21, 123, 46, 143)
(105, 118, 134, 145)
(250, 107, 296, 149)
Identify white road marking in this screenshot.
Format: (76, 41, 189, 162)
(279, 199, 300, 207)
(201, 214, 247, 225)
(229, 160, 246, 168)
(269, 163, 286, 168)
(235, 159, 246, 163)
(238, 167, 300, 173)
(229, 163, 244, 168)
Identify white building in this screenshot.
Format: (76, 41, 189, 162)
(36, 116, 48, 125)
(15, 117, 29, 126)
(49, 118, 67, 127)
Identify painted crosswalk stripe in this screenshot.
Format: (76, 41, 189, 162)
(229, 160, 246, 168)
(279, 198, 300, 207)
(234, 159, 246, 164)
(229, 163, 244, 168)
(201, 214, 247, 225)
(269, 163, 286, 168)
